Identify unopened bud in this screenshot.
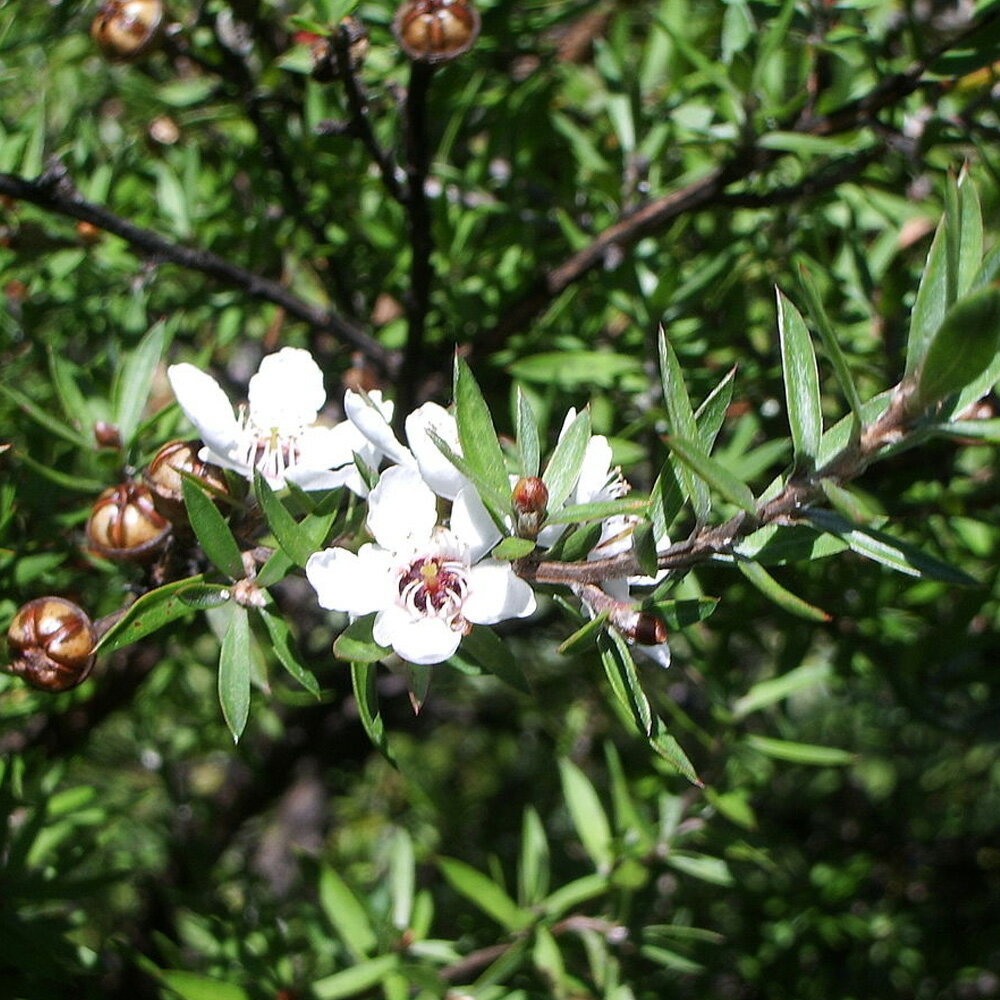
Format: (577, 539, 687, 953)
(512, 476, 548, 539)
(393, 0, 481, 64)
(94, 421, 122, 449)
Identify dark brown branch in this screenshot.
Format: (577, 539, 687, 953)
(0, 161, 391, 371)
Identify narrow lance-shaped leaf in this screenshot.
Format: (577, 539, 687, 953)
(453, 357, 512, 508)
(258, 606, 320, 696)
(911, 286, 1000, 411)
(114, 320, 168, 447)
(658, 328, 711, 520)
(319, 866, 377, 960)
(437, 857, 531, 931)
(182, 477, 244, 579)
(254, 471, 313, 567)
(558, 759, 614, 873)
(542, 407, 591, 510)
(599, 630, 653, 738)
(515, 385, 540, 478)
(905, 212, 949, 378)
(219, 604, 251, 742)
(805, 509, 976, 584)
(736, 559, 831, 622)
(776, 288, 822, 467)
(796, 263, 865, 428)
(667, 435, 756, 515)
(95, 576, 206, 654)
(957, 171, 983, 297)
(351, 661, 396, 764)
(695, 365, 737, 452)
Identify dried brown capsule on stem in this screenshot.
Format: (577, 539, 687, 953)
(86, 482, 171, 561)
(143, 440, 229, 524)
(393, 0, 480, 63)
(6, 598, 97, 692)
(91, 0, 166, 62)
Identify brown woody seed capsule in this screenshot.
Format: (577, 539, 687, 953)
(6, 597, 97, 692)
(86, 482, 171, 561)
(91, 0, 166, 62)
(143, 440, 229, 524)
(393, 0, 480, 64)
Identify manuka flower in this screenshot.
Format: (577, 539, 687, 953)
(305, 466, 536, 665)
(167, 348, 386, 492)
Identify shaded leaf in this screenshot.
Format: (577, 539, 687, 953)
(437, 857, 530, 931)
(776, 288, 822, 466)
(219, 605, 251, 742)
(182, 477, 244, 580)
(667, 435, 756, 514)
(95, 577, 205, 654)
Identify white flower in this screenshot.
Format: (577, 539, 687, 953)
(306, 466, 536, 665)
(344, 391, 467, 499)
(167, 348, 387, 493)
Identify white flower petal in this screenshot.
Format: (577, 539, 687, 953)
(374, 605, 462, 664)
(167, 363, 242, 460)
(635, 640, 671, 669)
(405, 402, 467, 500)
(306, 545, 396, 616)
(248, 348, 326, 431)
(367, 466, 438, 551)
(344, 389, 415, 468)
(451, 485, 501, 563)
(464, 560, 536, 624)
(575, 433, 618, 504)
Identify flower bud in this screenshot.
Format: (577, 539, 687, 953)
(86, 482, 171, 561)
(93, 420, 122, 449)
(143, 440, 229, 524)
(6, 597, 97, 692)
(392, 0, 481, 64)
(91, 0, 166, 62)
(512, 476, 548, 539)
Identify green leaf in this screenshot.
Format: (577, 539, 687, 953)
(930, 417, 1000, 442)
(796, 263, 865, 427)
(543, 407, 592, 511)
(182, 477, 244, 580)
(453, 357, 512, 513)
(905, 212, 949, 379)
(425, 426, 510, 524)
(543, 496, 649, 526)
(390, 829, 415, 931)
(254, 471, 312, 567)
(178, 584, 232, 609)
(158, 971, 249, 1000)
(632, 520, 659, 578)
(658, 329, 711, 520)
(667, 436, 756, 514)
(46, 350, 92, 433)
(912, 287, 1000, 410)
(492, 537, 536, 560)
(648, 716, 702, 786)
(736, 560, 831, 622)
(255, 547, 294, 590)
(644, 598, 719, 630)
(650, 459, 685, 542)
(457, 625, 530, 694)
(805, 509, 977, 584)
(518, 807, 550, 907)
(258, 607, 321, 696)
(334, 615, 390, 664)
(540, 874, 609, 919)
(695, 365, 737, 452)
(664, 852, 734, 887)
(558, 610, 610, 655)
(733, 661, 832, 719)
(515, 386, 540, 478)
(113, 320, 168, 447)
(958, 172, 984, 297)
(319, 866, 377, 960)
(95, 577, 205, 654)
(219, 605, 251, 742)
(311, 956, 400, 1000)
(558, 758, 614, 872)
(776, 289, 822, 467)
(745, 734, 854, 766)
(599, 630, 653, 738)
(350, 661, 395, 764)
(0, 383, 91, 449)
(437, 857, 530, 931)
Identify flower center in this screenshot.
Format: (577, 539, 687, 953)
(237, 406, 304, 483)
(398, 556, 470, 631)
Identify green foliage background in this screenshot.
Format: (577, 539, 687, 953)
(2, 0, 1000, 998)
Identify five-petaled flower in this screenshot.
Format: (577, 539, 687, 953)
(305, 465, 536, 665)
(168, 348, 387, 492)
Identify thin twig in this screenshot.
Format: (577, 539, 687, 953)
(0, 162, 391, 370)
